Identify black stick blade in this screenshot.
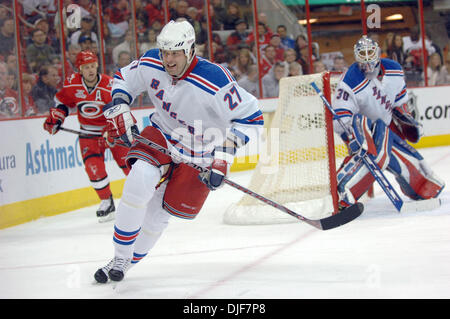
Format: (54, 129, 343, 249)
(319, 203, 364, 230)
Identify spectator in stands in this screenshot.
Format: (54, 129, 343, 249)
(387, 33, 407, 66)
(381, 32, 394, 58)
(33, 18, 59, 52)
(226, 19, 250, 52)
(187, 6, 202, 39)
(331, 55, 347, 73)
(65, 43, 82, 77)
(22, 72, 38, 116)
(260, 45, 278, 78)
(171, 0, 193, 25)
(288, 61, 302, 77)
(112, 29, 134, 66)
(277, 25, 295, 49)
(145, 0, 165, 25)
(211, 0, 226, 30)
(6, 69, 17, 91)
(140, 28, 158, 53)
(262, 62, 285, 98)
(294, 34, 310, 74)
(425, 52, 448, 86)
(78, 35, 94, 51)
(105, 0, 130, 39)
(222, 2, 243, 30)
(78, 0, 98, 17)
(117, 51, 132, 69)
(0, 62, 19, 118)
(238, 64, 260, 98)
(246, 22, 271, 48)
(445, 51, 450, 84)
(0, 17, 15, 57)
(212, 32, 226, 63)
(31, 65, 59, 114)
(5, 54, 17, 74)
(69, 15, 99, 47)
(403, 26, 436, 57)
(234, 48, 254, 80)
(281, 48, 300, 73)
(313, 59, 327, 73)
(21, 0, 57, 25)
(26, 28, 56, 73)
(268, 33, 285, 62)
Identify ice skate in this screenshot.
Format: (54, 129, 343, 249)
(94, 259, 114, 283)
(108, 257, 132, 282)
(94, 257, 132, 283)
(96, 196, 115, 223)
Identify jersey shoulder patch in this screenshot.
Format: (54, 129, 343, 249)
(342, 63, 369, 94)
(185, 58, 235, 95)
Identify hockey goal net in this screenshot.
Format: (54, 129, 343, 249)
(224, 72, 349, 225)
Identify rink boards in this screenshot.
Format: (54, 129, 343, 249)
(1, 85, 449, 229)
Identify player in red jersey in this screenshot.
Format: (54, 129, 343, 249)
(43, 51, 130, 222)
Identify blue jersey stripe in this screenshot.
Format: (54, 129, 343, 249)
(184, 77, 216, 95)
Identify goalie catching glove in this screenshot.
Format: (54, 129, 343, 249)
(199, 146, 236, 190)
(44, 105, 69, 135)
(390, 103, 423, 143)
(103, 103, 139, 147)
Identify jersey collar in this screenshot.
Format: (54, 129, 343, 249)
(177, 56, 199, 81)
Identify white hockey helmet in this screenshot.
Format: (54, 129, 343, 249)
(354, 35, 380, 77)
(157, 20, 196, 65)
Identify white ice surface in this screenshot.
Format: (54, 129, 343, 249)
(1, 146, 450, 299)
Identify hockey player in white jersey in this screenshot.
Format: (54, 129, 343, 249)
(94, 20, 263, 283)
(332, 35, 444, 209)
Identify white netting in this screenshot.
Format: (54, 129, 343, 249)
(224, 73, 347, 225)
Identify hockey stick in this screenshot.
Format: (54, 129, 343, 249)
(310, 81, 404, 212)
(131, 132, 363, 230)
(59, 126, 102, 137)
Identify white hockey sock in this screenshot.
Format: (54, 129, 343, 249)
(132, 185, 171, 264)
(113, 160, 161, 259)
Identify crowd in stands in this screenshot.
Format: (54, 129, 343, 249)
(1, 0, 450, 119)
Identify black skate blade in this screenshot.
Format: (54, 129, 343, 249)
(318, 202, 364, 230)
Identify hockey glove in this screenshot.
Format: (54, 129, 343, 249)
(104, 103, 139, 147)
(390, 103, 423, 143)
(345, 114, 377, 157)
(102, 126, 116, 148)
(199, 146, 236, 191)
(44, 105, 69, 135)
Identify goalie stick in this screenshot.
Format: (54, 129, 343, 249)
(131, 132, 363, 231)
(310, 81, 405, 212)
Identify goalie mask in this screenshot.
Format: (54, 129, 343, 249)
(354, 35, 380, 79)
(157, 20, 196, 78)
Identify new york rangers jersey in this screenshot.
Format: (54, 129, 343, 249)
(332, 58, 408, 135)
(112, 49, 264, 164)
(54, 73, 114, 134)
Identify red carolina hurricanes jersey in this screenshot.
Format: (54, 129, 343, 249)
(54, 73, 113, 134)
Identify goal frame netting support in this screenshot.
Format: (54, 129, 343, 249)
(223, 72, 344, 225)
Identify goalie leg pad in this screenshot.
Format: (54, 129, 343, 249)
(387, 136, 445, 200)
(337, 120, 392, 205)
(162, 163, 210, 220)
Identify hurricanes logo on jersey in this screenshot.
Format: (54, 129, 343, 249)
(78, 101, 104, 119)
